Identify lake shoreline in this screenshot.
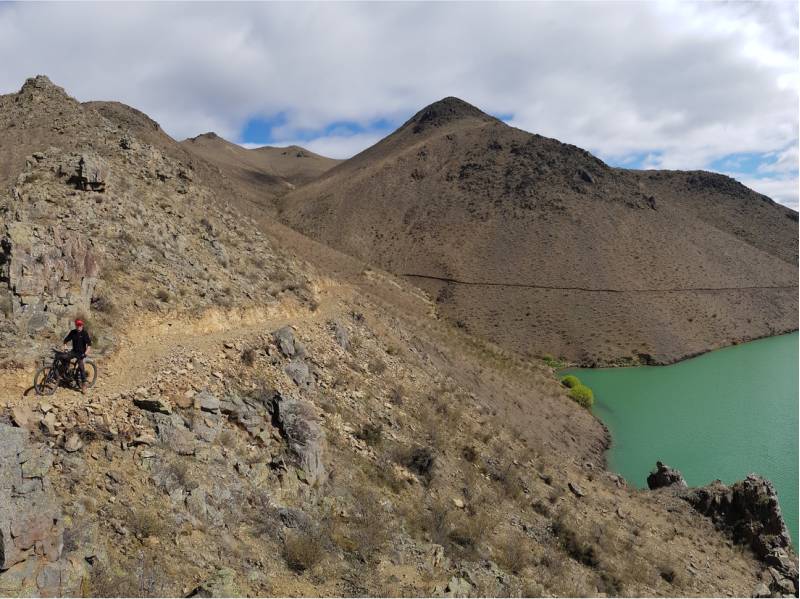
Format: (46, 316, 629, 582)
(563, 331, 799, 546)
(562, 325, 800, 369)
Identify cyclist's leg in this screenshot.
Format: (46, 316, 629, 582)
(77, 357, 86, 382)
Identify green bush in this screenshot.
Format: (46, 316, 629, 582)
(542, 354, 566, 369)
(560, 374, 581, 389)
(568, 384, 594, 409)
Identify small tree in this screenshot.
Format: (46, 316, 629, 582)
(568, 384, 594, 409)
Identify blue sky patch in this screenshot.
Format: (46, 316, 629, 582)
(709, 152, 769, 177)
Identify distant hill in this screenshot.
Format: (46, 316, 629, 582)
(280, 97, 799, 365)
(181, 132, 340, 200)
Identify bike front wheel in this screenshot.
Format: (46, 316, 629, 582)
(33, 366, 58, 396)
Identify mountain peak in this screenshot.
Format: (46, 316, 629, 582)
(405, 96, 498, 134)
(18, 75, 70, 97)
(191, 132, 221, 141)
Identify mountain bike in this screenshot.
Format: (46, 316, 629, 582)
(33, 349, 98, 395)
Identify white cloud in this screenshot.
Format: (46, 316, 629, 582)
(736, 175, 799, 210)
(0, 1, 796, 207)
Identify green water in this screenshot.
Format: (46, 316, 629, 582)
(565, 332, 798, 543)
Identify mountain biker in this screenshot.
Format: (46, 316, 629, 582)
(63, 319, 92, 394)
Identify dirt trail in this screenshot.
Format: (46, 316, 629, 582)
(1, 279, 347, 414)
(402, 272, 799, 294)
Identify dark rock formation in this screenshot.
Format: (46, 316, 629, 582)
(269, 392, 325, 486)
(646, 461, 688, 490)
(685, 475, 798, 597)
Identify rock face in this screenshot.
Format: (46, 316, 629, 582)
(646, 461, 687, 490)
(270, 393, 325, 486)
(0, 423, 84, 596)
(56, 152, 110, 191)
(685, 475, 798, 596)
(1, 220, 99, 333)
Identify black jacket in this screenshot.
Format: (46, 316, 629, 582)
(64, 329, 91, 355)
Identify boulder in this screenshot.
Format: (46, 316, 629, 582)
(11, 405, 36, 430)
(568, 481, 586, 498)
(153, 413, 195, 456)
(63, 433, 83, 453)
(270, 394, 325, 486)
(193, 389, 220, 413)
(273, 326, 297, 357)
(285, 359, 314, 389)
(646, 461, 687, 490)
(332, 321, 349, 351)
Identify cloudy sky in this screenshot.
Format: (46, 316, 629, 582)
(1, 1, 797, 207)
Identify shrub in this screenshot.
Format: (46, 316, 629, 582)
(568, 384, 594, 408)
(284, 529, 323, 572)
(560, 374, 580, 389)
(241, 348, 256, 366)
(542, 354, 566, 369)
(552, 515, 599, 568)
(355, 423, 383, 447)
(400, 446, 435, 480)
(367, 357, 387, 375)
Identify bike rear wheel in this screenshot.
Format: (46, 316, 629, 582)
(34, 366, 58, 396)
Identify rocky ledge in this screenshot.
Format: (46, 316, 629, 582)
(647, 462, 798, 598)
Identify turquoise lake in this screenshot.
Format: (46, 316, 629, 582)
(564, 332, 798, 543)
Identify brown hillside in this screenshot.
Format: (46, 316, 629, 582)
(180, 132, 340, 205)
(280, 97, 799, 365)
(0, 77, 792, 598)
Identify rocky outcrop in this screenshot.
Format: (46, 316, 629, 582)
(273, 325, 304, 358)
(0, 423, 85, 596)
(1, 220, 98, 333)
(685, 475, 798, 597)
(269, 393, 325, 486)
(646, 461, 687, 490)
(58, 152, 109, 191)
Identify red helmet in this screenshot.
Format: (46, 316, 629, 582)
(75, 319, 84, 327)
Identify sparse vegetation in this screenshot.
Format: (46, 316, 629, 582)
(367, 356, 387, 375)
(283, 529, 324, 572)
(241, 347, 256, 366)
(355, 422, 383, 447)
(542, 354, 566, 369)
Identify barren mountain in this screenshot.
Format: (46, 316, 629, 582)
(0, 77, 795, 598)
(280, 97, 799, 366)
(180, 132, 340, 206)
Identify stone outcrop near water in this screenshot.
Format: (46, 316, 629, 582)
(686, 475, 798, 597)
(647, 462, 798, 597)
(647, 461, 688, 490)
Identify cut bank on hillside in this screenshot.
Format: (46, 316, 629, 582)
(279, 97, 799, 366)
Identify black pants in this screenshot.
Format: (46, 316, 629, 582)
(68, 351, 86, 382)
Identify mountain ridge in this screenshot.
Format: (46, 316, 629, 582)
(280, 96, 798, 365)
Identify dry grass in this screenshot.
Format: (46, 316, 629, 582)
(284, 529, 324, 573)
